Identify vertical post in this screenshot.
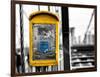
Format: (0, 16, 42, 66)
(61, 7, 70, 70)
(70, 27, 75, 46)
(38, 5, 40, 11)
(48, 6, 50, 11)
(19, 4, 25, 73)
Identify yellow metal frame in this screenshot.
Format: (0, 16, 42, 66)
(29, 11, 59, 66)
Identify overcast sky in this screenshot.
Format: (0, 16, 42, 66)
(69, 7, 94, 41)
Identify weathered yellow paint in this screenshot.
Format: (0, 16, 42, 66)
(29, 11, 59, 66)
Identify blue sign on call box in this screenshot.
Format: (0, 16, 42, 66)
(38, 41, 49, 52)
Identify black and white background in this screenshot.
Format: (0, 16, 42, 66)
(0, 0, 100, 77)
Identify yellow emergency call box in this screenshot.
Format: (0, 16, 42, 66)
(29, 11, 59, 66)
